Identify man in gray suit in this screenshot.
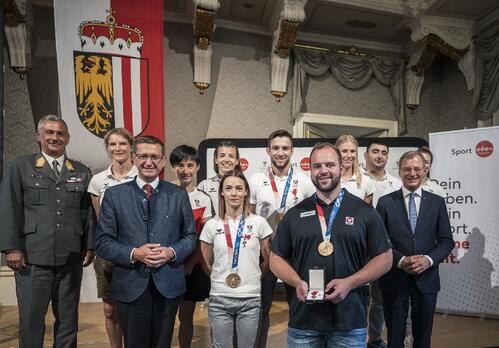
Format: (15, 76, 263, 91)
(0, 115, 94, 348)
(95, 135, 197, 348)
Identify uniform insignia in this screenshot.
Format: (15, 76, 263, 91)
(65, 160, 76, 172)
(65, 176, 84, 183)
(35, 157, 46, 168)
(300, 210, 316, 218)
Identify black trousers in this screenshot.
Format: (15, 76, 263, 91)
(382, 279, 438, 348)
(118, 279, 182, 348)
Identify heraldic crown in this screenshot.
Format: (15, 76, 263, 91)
(78, 7, 143, 58)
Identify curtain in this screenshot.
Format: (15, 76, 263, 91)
(292, 47, 406, 134)
(473, 25, 499, 120)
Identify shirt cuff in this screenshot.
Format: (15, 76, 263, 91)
(397, 256, 405, 269)
(424, 255, 434, 267)
(168, 247, 177, 263)
(130, 247, 136, 264)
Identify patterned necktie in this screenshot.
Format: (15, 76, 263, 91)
(52, 161, 60, 176)
(143, 184, 153, 200)
(408, 192, 417, 233)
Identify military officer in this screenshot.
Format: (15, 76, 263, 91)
(0, 114, 94, 348)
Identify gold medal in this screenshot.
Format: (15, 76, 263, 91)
(318, 240, 333, 256)
(226, 273, 241, 288)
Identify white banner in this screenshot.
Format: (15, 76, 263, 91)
(431, 127, 499, 317)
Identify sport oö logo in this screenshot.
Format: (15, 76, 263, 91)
(475, 141, 493, 158)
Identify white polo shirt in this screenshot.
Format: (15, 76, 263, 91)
(422, 179, 446, 198)
(341, 174, 375, 200)
(200, 214, 272, 298)
(249, 168, 315, 224)
(88, 165, 138, 203)
(197, 175, 221, 216)
(371, 172, 402, 208)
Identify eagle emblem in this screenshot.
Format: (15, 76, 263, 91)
(74, 53, 114, 137)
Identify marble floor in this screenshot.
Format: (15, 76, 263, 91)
(1, 299, 499, 347)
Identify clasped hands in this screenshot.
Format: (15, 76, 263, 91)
(400, 255, 430, 275)
(295, 278, 353, 304)
(133, 243, 174, 268)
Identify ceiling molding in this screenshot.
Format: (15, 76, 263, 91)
(297, 30, 404, 53)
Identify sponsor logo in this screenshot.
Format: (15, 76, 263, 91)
(239, 158, 249, 171)
(300, 157, 310, 171)
(300, 210, 316, 218)
(475, 140, 493, 158)
(345, 216, 354, 225)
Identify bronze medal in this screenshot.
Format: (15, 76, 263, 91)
(318, 240, 333, 256)
(226, 273, 241, 288)
(277, 212, 284, 221)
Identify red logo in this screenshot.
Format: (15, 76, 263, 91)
(475, 141, 493, 158)
(239, 158, 249, 171)
(300, 157, 310, 171)
(345, 216, 354, 225)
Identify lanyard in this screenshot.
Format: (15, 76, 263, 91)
(268, 167, 295, 212)
(315, 189, 345, 242)
(223, 215, 246, 272)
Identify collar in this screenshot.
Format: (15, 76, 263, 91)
(136, 176, 159, 190)
(362, 166, 389, 181)
(341, 174, 357, 183)
(402, 185, 422, 198)
(211, 175, 221, 182)
(269, 166, 293, 180)
(42, 151, 65, 168)
(107, 164, 138, 179)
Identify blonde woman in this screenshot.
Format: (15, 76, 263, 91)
(335, 134, 374, 204)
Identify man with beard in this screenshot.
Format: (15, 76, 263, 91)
(249, 129, 315, 348)
(270, 142, 392, 347)
(363, 141, 401, 348)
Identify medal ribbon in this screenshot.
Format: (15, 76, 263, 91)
(223, 215, 246, 273)
(315, 188, 345, 242)
(268, 167, 295, 212)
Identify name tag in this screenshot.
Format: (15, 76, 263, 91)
(65, 176, 84, 183)
(300, 210, 316, 218)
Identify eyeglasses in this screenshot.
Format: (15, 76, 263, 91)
(135, 154, 163, 162)
(401, 167, 424, 174)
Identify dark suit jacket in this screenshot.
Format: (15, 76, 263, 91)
(376, 188, 454, 294)
(0, 153, 94, 266)
(95, 179, 198, 302)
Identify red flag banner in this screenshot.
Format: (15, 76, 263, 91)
(55, 0, 164, 172)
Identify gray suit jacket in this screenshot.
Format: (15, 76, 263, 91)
(95, 180, 198, 302)
(0, 153, 94, 266)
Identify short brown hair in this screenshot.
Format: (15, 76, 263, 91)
(268, 129, 293, 147)
(398, 150, 425, 169)
(213, 141, 241, 174)
(218, 170, 251, 218)
(104, 128, 134, 148)
(133, 135, 165, 156)
(309, 142, 342, 165)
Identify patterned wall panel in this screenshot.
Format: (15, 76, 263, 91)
(164, 23, 217, 180)
(207, 41, 292, 138)
(405, 56, 475, 140)
(3, 52, 38, 169)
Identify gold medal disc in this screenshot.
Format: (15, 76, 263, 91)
(318, 240, 334, 256)
(226, 273, 241, 288)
